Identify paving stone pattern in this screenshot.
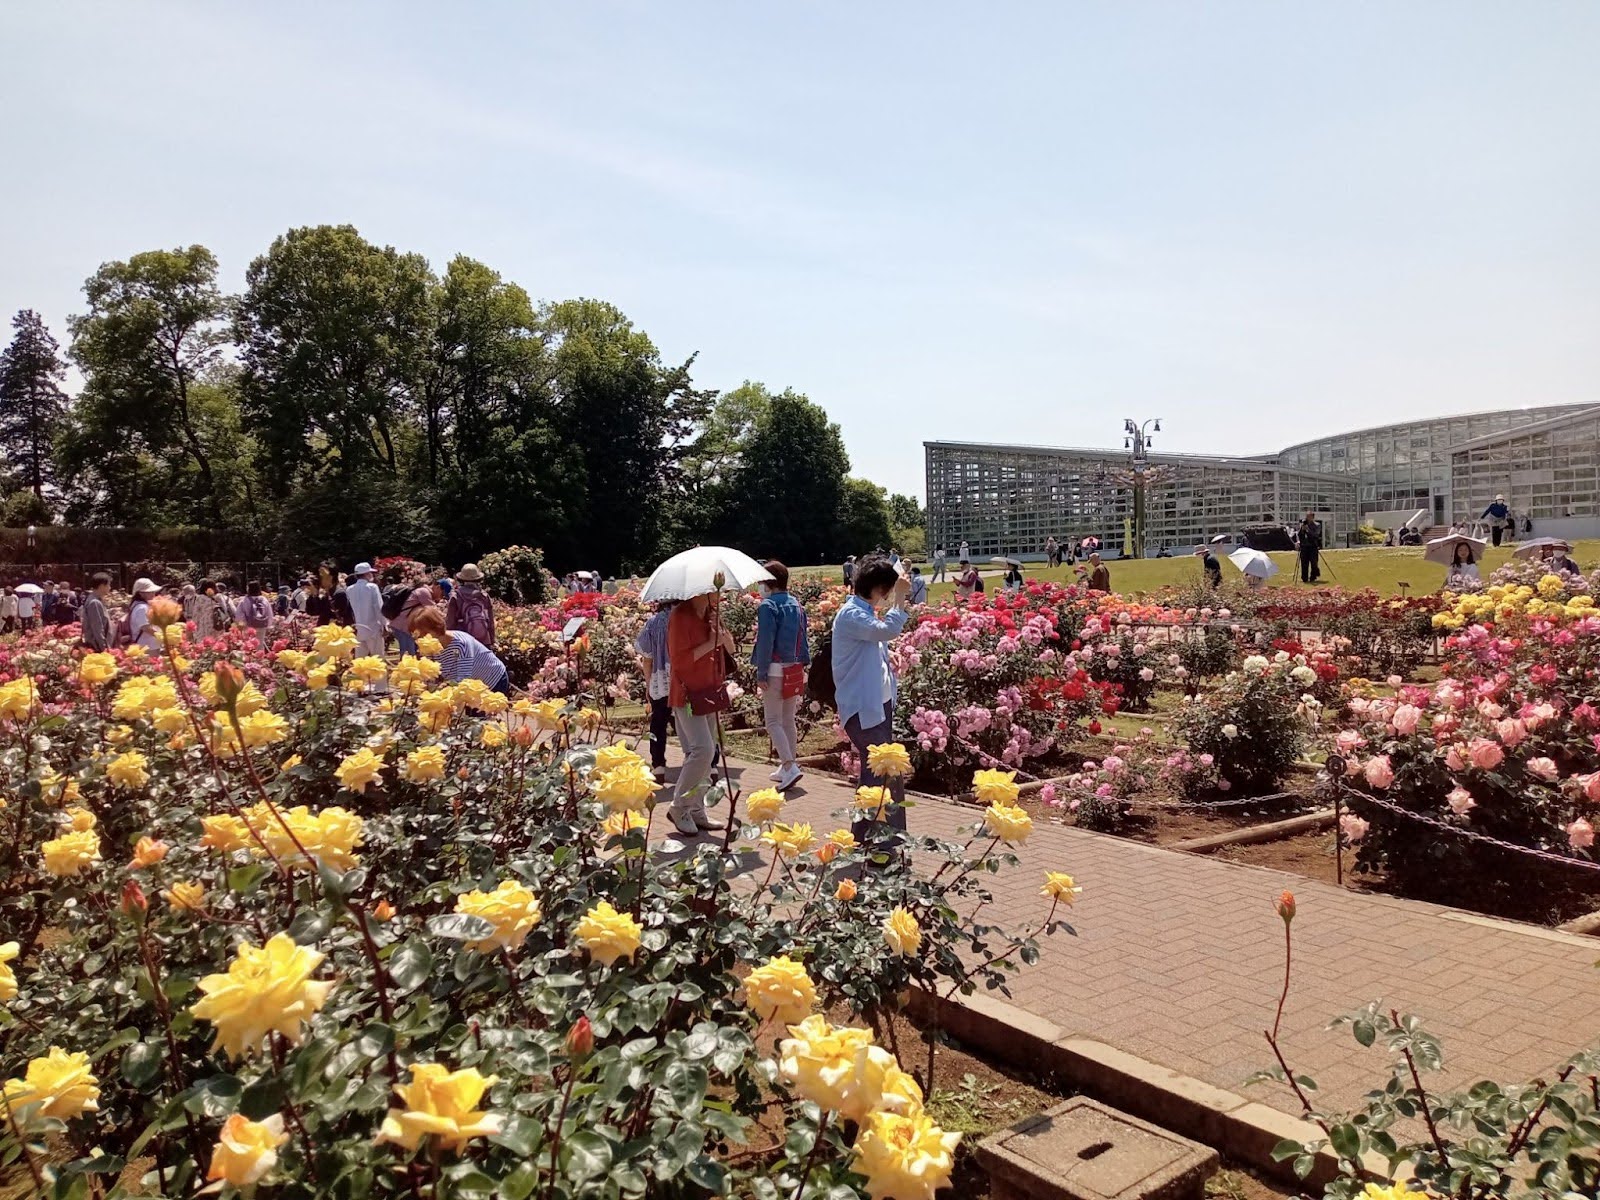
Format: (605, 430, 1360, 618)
(654, 750, 1600, 1115)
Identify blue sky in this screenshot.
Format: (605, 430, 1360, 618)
(3, 2, 1597, 498)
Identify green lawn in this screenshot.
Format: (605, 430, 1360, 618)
(795, 541, 1600, 600)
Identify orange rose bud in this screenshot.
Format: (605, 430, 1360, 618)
(565, 1014, 594, 1060)
(213, 662, 246, 707)
(129, 836, 169, 869)
(148, 595, 184, 628)
(120, 879, 148, 917)
(835, 878, 858, 902)
(510, 725, 535, 749)
(1275, 890, 1296, 924)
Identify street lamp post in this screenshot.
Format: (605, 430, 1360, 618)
(1122, 418, 1162, 559)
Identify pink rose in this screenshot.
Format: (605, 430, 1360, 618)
(1445, 744, 1467, 772)
(1477, 700, 1505, 721)
(1039, 783, 1059, 808)
(1363, 755, 1395, 789)
(1467, 738, 1504, 771)
(1339, 813, 1369, 842)
(1335, 729, 1365, 755)
(1216, 778, 1231, 791)
(1391, 704, 1422, 736)
(1446, 786, 1476, 817)
(1494, 718, 1527, 749)
(1386, 675, 1403, 688)
(1567, 818, 1595, 851)
(1525, 757, 1559, 782)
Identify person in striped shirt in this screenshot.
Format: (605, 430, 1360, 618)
(410, 607, 512, 695)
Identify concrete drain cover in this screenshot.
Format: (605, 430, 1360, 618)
(978, 1097, 1219, 1200)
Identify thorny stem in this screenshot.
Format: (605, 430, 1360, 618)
(135, 915, 205, 1163)
(544, 1063, 580, 1200)
(792, 1109, 832, 1200)
(1391, 1008, 1451, 1169)
(1, 1093, 45, 1197)
(273, 1033, 321, 1184)
(1262, 919, 1331, 1134)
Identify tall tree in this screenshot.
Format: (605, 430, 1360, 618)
(839, 476, 894, 555)
(235, 225, 435, 479)
(66, 246, 230, 524)
(0, 310, 68, 499)
(888, 493, 925, 529)
(716, 391, 852, 565)
(541, 299, 711, 572)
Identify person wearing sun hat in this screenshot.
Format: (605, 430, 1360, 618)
(1481, 494, 1511, 547)
(347, 562, 386, 662)
(446, 563, 495, 648)
(128, 576, 163, 650)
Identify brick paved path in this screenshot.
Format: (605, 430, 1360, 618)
(650, 748, 1600, 1115)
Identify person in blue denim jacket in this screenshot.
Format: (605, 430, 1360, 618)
(831, 555, 912, 845)
(752, 561, 811, 790)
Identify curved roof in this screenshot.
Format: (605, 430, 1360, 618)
(1276, 403, 1594, 459)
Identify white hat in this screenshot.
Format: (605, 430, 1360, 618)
(131, 577, 160, 597)
(1495, 494, 1505, 502)
(353, 562, 375, 576)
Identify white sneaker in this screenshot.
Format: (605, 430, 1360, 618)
(768, 767, 783, 782)
(776, 763, 803, 791)
(669, 810, 701, 837)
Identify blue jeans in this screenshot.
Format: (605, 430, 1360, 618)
(846, 703, 908, 844)
(393, 629, 417, 656)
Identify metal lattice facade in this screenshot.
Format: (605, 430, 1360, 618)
(926, 404, 1600, 558)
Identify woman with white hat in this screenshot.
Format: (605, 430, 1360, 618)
(128, 578, 162, 651)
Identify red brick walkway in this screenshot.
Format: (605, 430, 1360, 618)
(651, 749, 1600, 1116)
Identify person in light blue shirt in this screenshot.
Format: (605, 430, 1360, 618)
(908, 567, 928, 605)
(831, 556, 912, 844)
(752, 561, 812, 791)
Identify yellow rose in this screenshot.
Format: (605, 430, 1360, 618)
(106, 751, 150, 790)
(280, 754, 302, 772)
(855, 785, 893, 819)
(129, 837, 169, 869)
(164, 881, 206, 911)
(79, 653, 119, 686)
(601, 809, 648, 839)
(574, 900, 642, 965)
(745, 788, 785, 824)
(592, 743, 643, 776)
(852, 1107, 960, 1200)
(1359, 1185, 1428, 1200)
(41, 830, 101, 877)
(64, 806, 96, 832)
(982, 802, 1033, 845)
(378, 1063, 501, 1153)
(455, 880, 542, 953)
(150, 706, 189, 735)
(592, 761, 661, 813)
(243, 803, 364, 872)
(762, 822, 816, 860)
(743, 955, 817, 1026)
(531, 698, 568, 732)
(403, 745, 447, 783)
(0, 941, 19, 1003)
(200, 814, 253, 854)
(207, 1113, 287, 1188)
(414, 634, 443, 657)
(776, 1015, 875, 1114)
(2, 1047, 100, 1123)
(312, 623, 358, 660)
(335, 747, 385, 793)
(883, 906, 922, 956)
(236, 709, 289, 749)
(972, 768, 1020, 806)
(867, 741, 914, 778)
(575, 706, 602, 731)
(348, 655, 388, 683)
(276, 649, 310, 673)
(189, 932, 336, 1059)
(480, 723, 508, 749)
(305, 667, 333, 692)
(474, 689, 508, 715)
(1041, 872, 1081, 905)
(390, 654, 442, 693)
(0, 677, 38, 722)
(835, 878, 858, 902)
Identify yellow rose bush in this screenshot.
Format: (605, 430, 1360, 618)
(0, 618, 1071, 1197)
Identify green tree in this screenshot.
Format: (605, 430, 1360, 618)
(0, 310, 68, 500)
(681, 380, 774, 500)
(235, 225, 435, 480)
(888, 492, 924, 529)
(839, 476, 894, 555)
(65, 246, 231, 524)
(715, 390, 850, 564)
(541, 299, 711, 572)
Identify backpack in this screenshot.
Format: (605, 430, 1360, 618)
(455, 589, 493, 644)
(112, 610, 133, 649)
(973, 577, 986, 593)
(381, 585, 412, 621)
(806, 636, 837, 711)
(332, 588, 354, 625)
(245, 596, 271, 627)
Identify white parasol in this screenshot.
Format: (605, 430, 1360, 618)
(640, 546, 774, 602)
(1423, 534, 1487, 566)
(12, 582, 43, 596)
(1513, 537, 1572, 559)
(1227, 548, 1278, 580)
(1209, 533, 1232, 544)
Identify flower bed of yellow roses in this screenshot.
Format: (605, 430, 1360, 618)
(0, 617, 1075, 1199)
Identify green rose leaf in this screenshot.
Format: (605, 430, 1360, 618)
(563, 1129, 613, 1182)
(121, 1040, 163, 1088)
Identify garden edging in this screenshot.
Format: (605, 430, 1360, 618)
(904, 988, 1389, 1189)
(1168, 809, 1336, 854)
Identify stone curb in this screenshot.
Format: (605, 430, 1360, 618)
(1168, 809, 1337, 854)
(905, 988, 1387, 1188)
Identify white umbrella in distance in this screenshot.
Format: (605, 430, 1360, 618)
(1227, 548, 1278, 580)
(1513, 537, 1572, 559)
(1209, 533, 1232, 544)
(12, 582, 43, 596)
(1424, 534, 1487, 566)
(641, 546, 773, 602)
